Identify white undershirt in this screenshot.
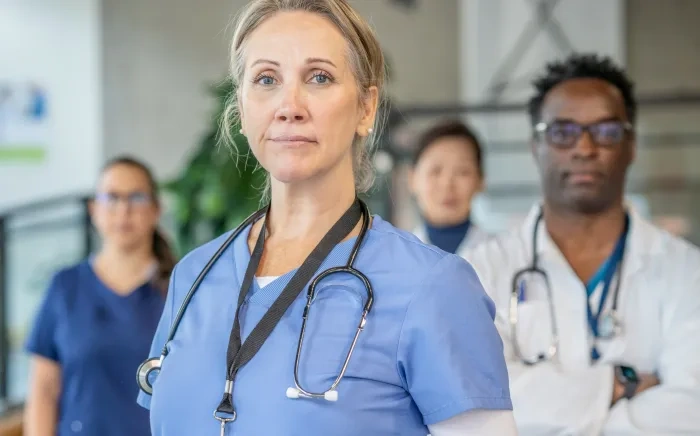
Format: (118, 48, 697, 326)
(254, 276, 517, 435)
(256, 276, 279, 288)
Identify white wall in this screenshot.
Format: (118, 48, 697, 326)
(625, 0, 700, 230)
(627, 0, 700, 95)
(0, 0, 102, 211)
(460, 0, 626, 105)
(352, 0, 460, 105)
(101, 0, 239, 182)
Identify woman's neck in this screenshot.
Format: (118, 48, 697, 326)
(267, 167, 357, 243)
(425, 215, 471, 254)
(251, 164, 360, 276)
(94, 244, 156, 294)
(425, 213, 471, 230)
(98, 243, 154, 267)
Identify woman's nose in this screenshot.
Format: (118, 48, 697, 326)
(274, 83, 309, 122)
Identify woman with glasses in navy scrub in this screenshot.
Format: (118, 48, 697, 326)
(23, 156, 176, 436)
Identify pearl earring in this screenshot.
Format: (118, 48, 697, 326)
(367, 128, 373, 135)
(239, 128, 244, 135)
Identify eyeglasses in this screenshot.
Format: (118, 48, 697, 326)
(534, 120, 633, 148)
(94, 192, 153, 208)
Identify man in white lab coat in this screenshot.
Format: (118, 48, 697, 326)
(463, 53, 700, 435)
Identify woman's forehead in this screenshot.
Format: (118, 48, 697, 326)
(244, 11, 349, 70)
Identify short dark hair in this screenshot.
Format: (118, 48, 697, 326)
(413, 119, 484, 177)
(527, 53, 637, 126)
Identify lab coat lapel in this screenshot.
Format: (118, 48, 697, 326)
(518, 202, 660, 275)
(621, 206, 662, 276)
(456, 225, 489, 258)
(592, 210, 662, 365)
(412, 225, 429, 244)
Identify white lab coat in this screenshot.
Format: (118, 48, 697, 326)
(462, 203, 700, 436)
(413, 222, 491, 257)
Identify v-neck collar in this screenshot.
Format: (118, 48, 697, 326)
(230, 218, 373, 308)
(83, 259, 154, 303)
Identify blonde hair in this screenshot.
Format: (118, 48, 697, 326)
(221, 0, 388, 197)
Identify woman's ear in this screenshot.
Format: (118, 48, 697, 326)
(356, 86, 379, 137)
(87, 198, 95, 220)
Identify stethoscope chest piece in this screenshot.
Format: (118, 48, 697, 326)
(136, 356, 162, 395)
(597, 312, 622, 339)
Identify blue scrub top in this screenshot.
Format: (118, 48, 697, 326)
(138, 216, 511, 435)
(25, 260, 165, 436)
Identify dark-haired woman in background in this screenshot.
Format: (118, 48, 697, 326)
(410, 119, 490, 256)
(23, 156, 175, 436)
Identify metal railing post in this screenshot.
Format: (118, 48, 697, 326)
(82, 197, 93, 257)
(0, 216, 9, 402)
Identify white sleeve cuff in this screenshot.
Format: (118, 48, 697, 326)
(428, 409, 517, 436)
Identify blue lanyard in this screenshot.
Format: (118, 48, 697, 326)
(585, 214, 629, 361)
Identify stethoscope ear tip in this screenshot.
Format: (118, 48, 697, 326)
(285, 387, 339, 402)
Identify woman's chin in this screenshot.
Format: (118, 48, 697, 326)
(269, 166, 318, 187)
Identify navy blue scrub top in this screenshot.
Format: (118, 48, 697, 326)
(425, 217, 471, 254)
(25, 259, 165, 436)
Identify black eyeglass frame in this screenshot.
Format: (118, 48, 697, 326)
(533, 120, 634, 148)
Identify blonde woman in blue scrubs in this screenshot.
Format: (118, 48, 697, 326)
(410, 119, 490, 257)
(137, 1, 517, 435)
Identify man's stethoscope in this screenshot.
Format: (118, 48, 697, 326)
(509, 210, 629, 366)
(136, 199, 374, 432)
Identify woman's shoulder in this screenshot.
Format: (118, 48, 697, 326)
(366, 216, 480, 289)
(37, 259, 92, 306)
(172, 229, 241, 279)
(369, 215, 456, 256)
(51, 259, 88, 281)
(47, 259, 94, 290)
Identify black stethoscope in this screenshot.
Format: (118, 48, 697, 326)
(509, 209, 628, 365)
(136, 199, 374, 433)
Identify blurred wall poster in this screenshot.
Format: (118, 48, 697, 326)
(0, 81, 49, 162)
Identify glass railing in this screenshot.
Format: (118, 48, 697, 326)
(0, 196, 92, 408)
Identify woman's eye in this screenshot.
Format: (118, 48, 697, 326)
(255, 75, 275, 86)
(311, 73, 331, 84)
(429, 166, 442, 176)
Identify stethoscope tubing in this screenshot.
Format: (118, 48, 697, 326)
(138, 201, 374, 399)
